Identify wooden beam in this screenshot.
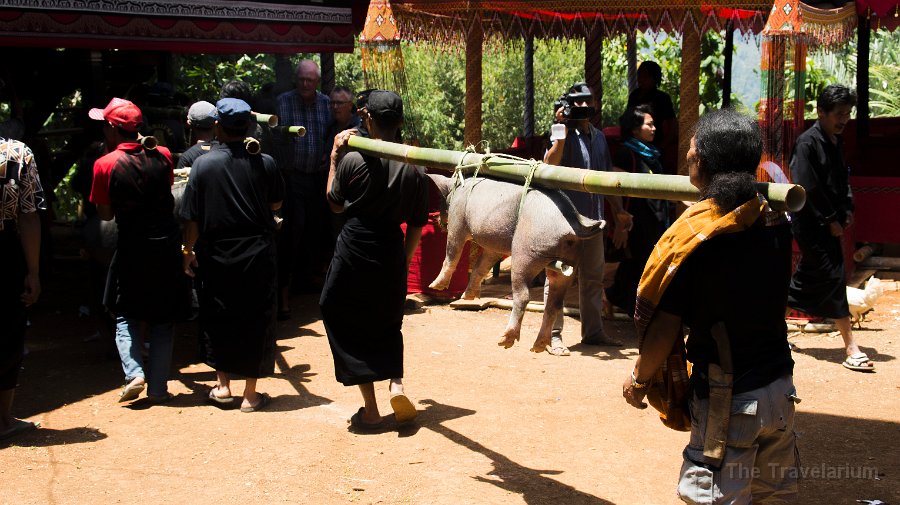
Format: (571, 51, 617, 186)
(320, 52, 335, 95)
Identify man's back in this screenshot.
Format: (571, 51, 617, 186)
(91, 143, 176, 240)
(182, 143, 284, 239)
(660, 218, 794, 395)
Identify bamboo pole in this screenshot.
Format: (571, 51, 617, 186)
(253, 113, 279, 127)
(272, 125, 307, 137)
(347, 136, 806, 213)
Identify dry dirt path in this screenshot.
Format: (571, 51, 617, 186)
(1, 266, 898, 504)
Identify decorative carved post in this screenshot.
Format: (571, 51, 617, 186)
(320, 52, 335, 95)
(627, 31, 637, 92)
(760, 35, 786, 174)
(585, 22, 604, 127)
(678, 14, 701, 176)
(523, 32, 535, 138)
(464, 10, 484, 147)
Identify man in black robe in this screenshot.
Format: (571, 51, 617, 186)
(787, 85, 873, 372)
(181, 98, 285, 411)
(321, 90, 428, 431)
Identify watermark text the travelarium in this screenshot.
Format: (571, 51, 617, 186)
(728, 463, 880, 480)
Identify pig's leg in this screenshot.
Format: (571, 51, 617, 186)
(461, 249, 503, 300)
(531, 268, 574, 352)
(498, 258, 544, 349)
(428, 217, 470, 291)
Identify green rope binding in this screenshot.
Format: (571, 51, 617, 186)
(517, 158, 542, 217)
(448, 144, 480, 206)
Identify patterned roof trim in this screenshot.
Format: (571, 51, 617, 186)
(396, 6, 770, 48)
(0, 0, 352, 24)
(0, 6, 355, 53)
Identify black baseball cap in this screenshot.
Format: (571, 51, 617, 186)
(366, 90, 403, 120)
(356, 88, 375, 110)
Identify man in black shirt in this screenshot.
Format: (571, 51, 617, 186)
(177, 100, 217, 170)
(89, 98, 190, 405)
(787, 85, 873, 372)
(623, 109, 798, 504)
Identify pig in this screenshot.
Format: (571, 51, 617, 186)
(426, 174, 605, 352)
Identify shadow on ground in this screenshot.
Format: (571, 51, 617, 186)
(1, 426, 107, 449)
(795, 411, 899, 504)
(419, 399, 618, 505)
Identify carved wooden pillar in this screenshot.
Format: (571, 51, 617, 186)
(678, 15, 701, 176)
(464, 10, 484, 147)
(585, 22, 603, 126)
(523, 32, 535, 137)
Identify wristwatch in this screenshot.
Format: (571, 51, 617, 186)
(631, 371, 651, 389)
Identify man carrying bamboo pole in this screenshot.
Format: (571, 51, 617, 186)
(542, 83, 627, 355)
(321, 90, 428, 431)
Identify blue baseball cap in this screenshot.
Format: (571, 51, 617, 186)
(213, 98, 252, 129)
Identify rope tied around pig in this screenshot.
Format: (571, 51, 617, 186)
(450, 145, 543, 218)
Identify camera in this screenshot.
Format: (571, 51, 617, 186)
(553, 82, 595, 124)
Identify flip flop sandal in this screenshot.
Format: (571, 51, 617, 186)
(240, 393, 271, 413)
(146, 393, 175, 405)
(842, 352, 875, 372)
(349, 407, 388, 433)
(208, 388, 234, 405)
(389, 394, 418, 424)
(118, 382, 145, 403)
(547, 345, 571, 356)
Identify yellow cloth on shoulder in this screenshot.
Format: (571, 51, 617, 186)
(634, 196, 766, 345)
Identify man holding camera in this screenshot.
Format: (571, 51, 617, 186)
(543, 83, 628, 356)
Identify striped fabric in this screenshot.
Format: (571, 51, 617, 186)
(0, 138, 46, 230)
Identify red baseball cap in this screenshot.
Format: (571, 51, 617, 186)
(88, 98, 143, 132)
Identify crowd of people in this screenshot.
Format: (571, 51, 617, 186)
(0, 57, 878, 503)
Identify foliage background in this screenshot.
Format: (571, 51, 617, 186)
(45, 29, 900, 220)
(171, 29, 900, 151)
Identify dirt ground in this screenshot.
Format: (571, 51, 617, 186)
(2, 255, 899, 505)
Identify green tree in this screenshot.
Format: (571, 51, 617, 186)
(177, 54, 278, 101)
